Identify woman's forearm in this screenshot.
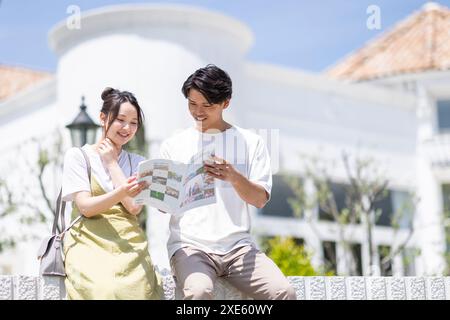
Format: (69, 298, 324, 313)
(75, 187, 125, 218)
(106, 162, 143, 215)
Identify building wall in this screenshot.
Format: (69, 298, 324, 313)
(237, 64, 420, 275)
(0, 4, 448, 276)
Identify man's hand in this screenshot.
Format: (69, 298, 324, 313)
(204, 156, 242, 184)
(204, 156, 269, 209)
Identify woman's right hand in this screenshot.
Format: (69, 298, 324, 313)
(98, 138, 119, 167)
(121, 175, 146, 198)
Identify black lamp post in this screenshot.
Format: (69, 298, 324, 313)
(66, 96, 101, 147)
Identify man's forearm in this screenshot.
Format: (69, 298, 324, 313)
(231, 174, 269, 209)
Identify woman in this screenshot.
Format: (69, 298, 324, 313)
(61, 87, 163, 299)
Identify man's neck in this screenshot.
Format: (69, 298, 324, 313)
(195, 121, 232, 133)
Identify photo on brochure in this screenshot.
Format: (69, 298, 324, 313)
(133, 145, 216, 214)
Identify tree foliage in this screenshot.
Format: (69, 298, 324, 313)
(263, 236, 333, 276)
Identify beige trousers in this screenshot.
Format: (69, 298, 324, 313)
(170, 245, 297, 300)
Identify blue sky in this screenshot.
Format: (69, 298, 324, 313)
(0, 0, 448, 73)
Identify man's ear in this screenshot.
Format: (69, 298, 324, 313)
(222, 99, 230, 110)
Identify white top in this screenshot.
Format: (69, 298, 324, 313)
(160, 125, 272, 258)
(61, 144, 146, 202)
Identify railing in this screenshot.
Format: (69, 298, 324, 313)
(1, 273, 449, 300)
(422, 133, 450, 167)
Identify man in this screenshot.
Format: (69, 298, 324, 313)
(160, 64, 296, 300)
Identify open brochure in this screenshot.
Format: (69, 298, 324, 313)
(133, 146, 216, 214)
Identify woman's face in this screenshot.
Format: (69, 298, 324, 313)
(102, 102, 139, 147)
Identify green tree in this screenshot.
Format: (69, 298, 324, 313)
(0, 177, 19, 253)
(262, 236, 333, 276)
(440, 184, 450, 275)
(285, 152, 417, 276)
(0, 129, 64, 254)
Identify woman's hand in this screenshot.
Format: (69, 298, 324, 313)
(98, 138, 120, 166)
(120, 175, 146, 198)
(73, 176, 146, 218)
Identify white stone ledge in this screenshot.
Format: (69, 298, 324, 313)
(1, 274, 449, 300)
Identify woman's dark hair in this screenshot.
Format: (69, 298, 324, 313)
(100, 87, 144, 134)
(181, 64, 232, 104)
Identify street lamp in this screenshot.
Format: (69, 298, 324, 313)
(66, 96, 101, 147)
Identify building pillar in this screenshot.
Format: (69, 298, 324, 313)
(415, 84, 447, 275)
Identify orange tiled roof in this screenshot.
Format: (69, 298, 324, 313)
(0, 65, 52, 101)
(326, 2, 450, 81)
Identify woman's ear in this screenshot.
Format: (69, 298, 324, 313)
(99, 112, 106, 126)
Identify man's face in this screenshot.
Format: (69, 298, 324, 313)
(188, 89, 229, 131)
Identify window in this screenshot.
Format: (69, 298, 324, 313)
(378, 245, 393, 276)
(260, 175, 299, 217)
(318, 182, 347, 222)
(391, 191, 414, 229)
(437, 100, 450, 132)
(349, 243, 363, 276)
(441, 184, 450, 212)
(322, 241, 337, 274)
(293, 238, 305, 246)
(402, 248, 417, 276)
(317, 182, 361, 223)
(317, 182, 413, 229)
(374, 190, 414, 228)
(374, 191, 393, 227)
(441, 184, 450, 255)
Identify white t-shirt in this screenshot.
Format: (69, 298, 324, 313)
(61, 144, 146, 202)
(160, 125, 272, 258)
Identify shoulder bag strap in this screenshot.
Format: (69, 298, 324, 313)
(128, 153, 132, 176)
(56, 147, 92, 236)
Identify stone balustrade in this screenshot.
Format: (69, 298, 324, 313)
(1, 273, 449, 300)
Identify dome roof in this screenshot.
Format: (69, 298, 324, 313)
(49, 4, 254, 56)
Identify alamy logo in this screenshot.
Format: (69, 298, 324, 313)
(198, 128, 280, 174)
(366, 5, 381, 30)
(66, 5, 81, 30)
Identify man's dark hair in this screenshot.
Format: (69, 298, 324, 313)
(182, 64, 232, 104)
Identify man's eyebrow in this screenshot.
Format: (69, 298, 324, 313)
(188, 99, 211, 106)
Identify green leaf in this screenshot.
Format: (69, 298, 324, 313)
(265, 236, 333, 276)
(38, 149, 49, 168)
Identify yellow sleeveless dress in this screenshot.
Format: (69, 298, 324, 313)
(63, 174, 163, 300)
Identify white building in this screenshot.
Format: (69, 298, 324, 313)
(0, 3, 448, 276)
